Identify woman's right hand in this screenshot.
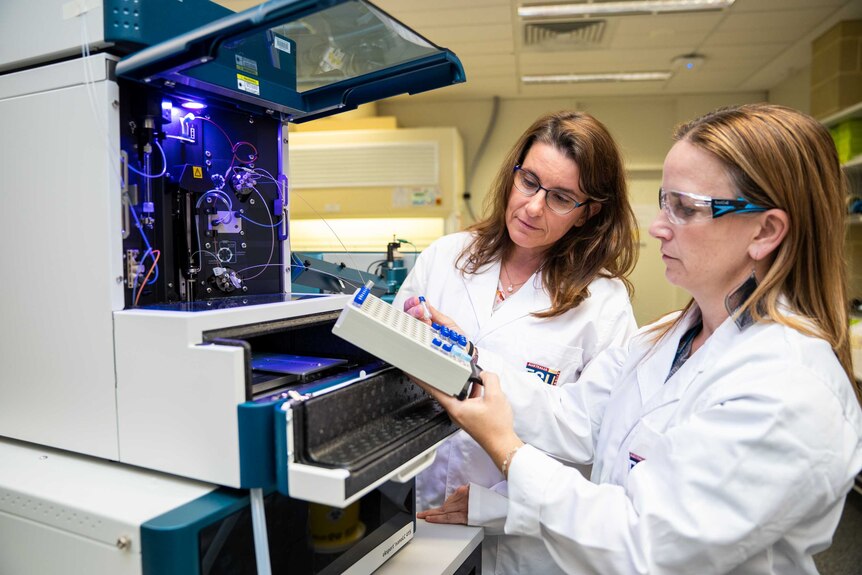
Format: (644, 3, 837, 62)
(414, 371, 523, 474)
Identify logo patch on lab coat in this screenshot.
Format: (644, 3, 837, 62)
(628, 452, 644, 469)
(526, 362, 560, 386)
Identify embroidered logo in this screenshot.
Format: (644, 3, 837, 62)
(628, 452, 644, 469)
(526, 362, 561, 386)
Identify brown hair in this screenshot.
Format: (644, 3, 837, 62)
(655, 103, 858, 402)
(458, 110, 638, 318)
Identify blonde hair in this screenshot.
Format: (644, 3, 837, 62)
(459, 110, 638, 318)
(655, 103, 858, 403)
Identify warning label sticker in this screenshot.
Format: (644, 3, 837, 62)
(237, 74, 260, 96)
(235, 55, 258, 76)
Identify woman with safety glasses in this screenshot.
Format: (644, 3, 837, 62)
(418, 104, 862, 574)
(393, 110, 639, 574)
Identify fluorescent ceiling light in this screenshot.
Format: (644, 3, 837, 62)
(519, 0, 735, 19)
(522, 72, 672, 84)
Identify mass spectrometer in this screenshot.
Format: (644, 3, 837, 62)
(0, 1, 465, 573)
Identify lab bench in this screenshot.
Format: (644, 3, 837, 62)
(376, 522, 483, 575)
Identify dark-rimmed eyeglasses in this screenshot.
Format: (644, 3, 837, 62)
(513, 165, 589, 215)
(658, 187, 767, 225)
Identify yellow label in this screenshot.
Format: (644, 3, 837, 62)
(237, 74, 259, 86)
(192, 166, 203, 179)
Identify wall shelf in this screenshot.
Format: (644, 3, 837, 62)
(820, 101, 862, 128)
(843, 155, 862, 171)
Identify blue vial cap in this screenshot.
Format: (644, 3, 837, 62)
(431, 338, 443, 347)
(353, 286, 370, 305)
(442, 343, 453, 352)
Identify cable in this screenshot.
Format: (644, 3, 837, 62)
(195, 189, 234, 210)
(128, 200, 153, 252)
(126, 139, 167, 179)
(129, 201, 156, 255)
(249, 488, 273, 575)
(238, 166, 277, 183)
(165, 134, 196, 144)
(396, 238, 420, 267)
(79, 10, 125, 199)
(194, 116, 259, 174)
(134, 250, 161, 306)
(234, 263, 367, 293)
(238, 213, 284, 228)
(193, 214, 205, 273)
(290, 190, 367, 284)
(82, 9, 170, 300)
(147, 253, 160, 284)
(225, 167, 287, 281)
(287, 264, 365, 291)
(194, 115, 241, 175)
(366, 259, 386, 273)
(195, 115, 234, 149)
(83, 15, 167, 301)
(190, 249, 221, 264)
(235, 263, 284, 276)
(232, 141, 259, 164)
(131, 260, 139, 303)
(240, 187, 277, 281)
(127, 199, 160, 296)
(397, 238, 418, 254)
(464, 96, 500, 222)
(135, 247, 160, 285)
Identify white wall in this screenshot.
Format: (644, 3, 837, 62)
(379, 92, 768, 325)
(768, 65, 812, 113)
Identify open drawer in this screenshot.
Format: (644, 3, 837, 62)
(278, 367, 456, 507)
(197, 302, 458, 506)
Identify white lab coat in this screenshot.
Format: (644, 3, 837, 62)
(479, 305, 862, 574)
(393, 231, 637, 575)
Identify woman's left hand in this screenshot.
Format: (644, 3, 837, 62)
(402, 296, 463, 333)
(417, 484, 470, 525)
(417, 371, 523, 471)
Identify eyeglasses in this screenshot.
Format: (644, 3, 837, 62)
(658, 187, 767, 225)
(513, 165, 589, 215)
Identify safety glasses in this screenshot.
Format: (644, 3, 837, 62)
(658, 187, 767, 225)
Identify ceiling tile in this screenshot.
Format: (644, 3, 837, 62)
(213, 0, 862, 101)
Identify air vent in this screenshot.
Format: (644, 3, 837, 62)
(523, 19, 607, 49)
(289, 142, 440, 188)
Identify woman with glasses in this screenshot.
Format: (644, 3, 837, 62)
(393, 110, 639, 574)
(419, 104, 862, 574)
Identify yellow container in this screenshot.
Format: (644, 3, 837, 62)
(831, 119, 862, 164)
(308, 501, 366, 554)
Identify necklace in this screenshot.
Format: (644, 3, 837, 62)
(501, 262, 529, 294)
